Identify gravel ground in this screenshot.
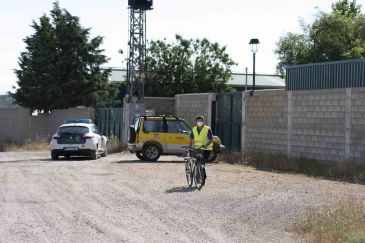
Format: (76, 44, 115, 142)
(0, 151, 364, 243)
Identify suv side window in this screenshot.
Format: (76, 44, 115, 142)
(143, 120, 165, 132)
(92, 125, 100, 135)
(166, 120, 190, 133)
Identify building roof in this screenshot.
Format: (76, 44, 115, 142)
(228, 73, 285, 88)
(107, 68, 285, 88)
(0, 95, 19, 108)
(109, 69, 127, 83)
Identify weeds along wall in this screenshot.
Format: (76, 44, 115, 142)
(0, 107, 94, 144)
(242, 88, 365, 162)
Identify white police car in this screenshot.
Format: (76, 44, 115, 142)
(50, 119, 107, 160)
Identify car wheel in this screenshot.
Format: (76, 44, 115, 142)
(142, 144, 161, 161)
(207, 150, 218, 163)
(91, 149, 98, 160)
(51, 151, 59, 160)
(101, 149, 107, 157)
(135, 151, 145, 160)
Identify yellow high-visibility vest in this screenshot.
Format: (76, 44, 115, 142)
(192, 126, 213, 151)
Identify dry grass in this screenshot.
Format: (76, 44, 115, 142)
(219, 152, 365, 183)
(107, 136, 125, 154)
(291, 198, 365, 243)
(0, 139, 49, 152)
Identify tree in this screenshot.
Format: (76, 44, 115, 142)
(145, 35, 236, 97)
(275, 0, 365, 74)
(11, 2, 113, 111)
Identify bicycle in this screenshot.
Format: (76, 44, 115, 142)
(182, 146, 206, 190)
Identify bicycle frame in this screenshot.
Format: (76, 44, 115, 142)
(183, 147, 205, 189)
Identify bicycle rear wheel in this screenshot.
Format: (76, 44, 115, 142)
(194, 163, 204, 190)
(185, 160, 193, 187)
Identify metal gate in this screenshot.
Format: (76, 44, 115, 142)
(215, 92, 242, 151)
(95, 108, 123, 139)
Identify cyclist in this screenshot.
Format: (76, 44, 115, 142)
(189, 115, 213, 185)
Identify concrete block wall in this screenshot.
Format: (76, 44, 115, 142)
(242, 88, 365, 162)
(30, 108, 95, 140)
(144, 97, 175, 115)
(0, 107, 94, 144)
(175, 93, 215, 127)
(290, 89, 347, 161)
(351, 88, 365, 161)
(0, 108, 32, 143)
(244, 90, 288, 154)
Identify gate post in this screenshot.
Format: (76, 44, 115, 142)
(345, 88, 352, 160)
(207, 93, 216, 127)
(241, 91, 247, 153)
(287, 91, 293, 157)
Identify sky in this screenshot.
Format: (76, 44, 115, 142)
(1, 0, 364, 95)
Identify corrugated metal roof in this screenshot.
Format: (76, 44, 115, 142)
(108, 69, 127, 83)
(228, 73, 285, 88)
(107, 68, 285, 88)
(286, 58, 365, 90)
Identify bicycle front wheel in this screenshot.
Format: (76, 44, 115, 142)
(185, 160, 193, 187)
(194, 163, 204, 190)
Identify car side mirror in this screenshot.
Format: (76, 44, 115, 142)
(181, 130, 190, 134)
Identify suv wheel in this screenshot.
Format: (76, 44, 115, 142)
(101, 149, 107, 157)
(136, 151, 145, 160)
(51, 151, 59, 160)
(207, 150, 218, 162)
(91, 149, 98, 160)
(142, 144, 161, 161)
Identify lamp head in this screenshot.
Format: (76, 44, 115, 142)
(249, 38, 260, 52)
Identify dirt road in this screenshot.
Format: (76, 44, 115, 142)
(0, 152, 364, 243)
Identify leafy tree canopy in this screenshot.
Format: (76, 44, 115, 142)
(145, 35, 236, 97)
(11, 2, 115, 111)
(275, 0, 365, 75)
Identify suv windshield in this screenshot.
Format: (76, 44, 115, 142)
(57, 126, 89, 135)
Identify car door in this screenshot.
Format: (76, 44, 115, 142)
(165, 120, 190, 153)
(92, 125, 103, 151)
(139, 119, 168, 152)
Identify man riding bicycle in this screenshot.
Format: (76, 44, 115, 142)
(189, 115, 213, 185)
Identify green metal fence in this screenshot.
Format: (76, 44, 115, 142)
(286, 58, 365, 90)
(95, 108, 123, 139)
(215, 92, 242, 151)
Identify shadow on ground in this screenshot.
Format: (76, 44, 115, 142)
(165, 186, 197, 193)
(113, 160, 184, 164)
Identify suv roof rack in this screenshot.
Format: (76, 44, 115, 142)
(142, 114, 180, 121)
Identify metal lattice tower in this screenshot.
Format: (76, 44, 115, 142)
(126, 1, 151, 103)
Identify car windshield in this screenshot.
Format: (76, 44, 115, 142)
(57, 126, 89, 135)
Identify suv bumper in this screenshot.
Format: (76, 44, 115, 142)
(128, 143, 143, 152)
(219, 145, 226, 152)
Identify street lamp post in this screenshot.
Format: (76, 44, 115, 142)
(249, 38, 260, 96)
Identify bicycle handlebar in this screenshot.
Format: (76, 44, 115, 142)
(181, 146, 205, 150)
